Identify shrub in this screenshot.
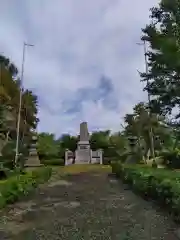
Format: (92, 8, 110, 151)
(0, 166, 52, 208)
(0, 156, 14, 170)
(160, 148, 180, 169)
(103, 157, 111, 165)
(42, 159, 64, 166)
(1, 141, 29, 169)
(111, 162, 180, 222)
(38, 153, 63, 160)
(152, 160, 158, 168)
(119, 152, 131, 163)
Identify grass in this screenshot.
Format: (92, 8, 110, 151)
(0, 167, 52, 208)
(58, 164, 111, 175)
(42, 159, 64, 166)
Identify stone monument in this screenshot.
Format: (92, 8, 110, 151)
(75, 122, 91, 164)
(65, 122, 103, 165)
(25, 134, 42, 167)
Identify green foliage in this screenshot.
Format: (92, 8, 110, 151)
(43, 159, 64, 166)
(1, 140, 29, 169)
(0, 54, 39, 169)
(0, 167, 52, 208)
(37, 133, 78, 160)
(152, 160, 158, 168)
(90, 130, 127, 160)
(123, 102, 170, 160)
(119, 151, 131, 163)
(37, 133, 60, 159)
(90, 130, 110, 151)
(103, 157, 112, 165)
(1, 141, 16, 160)
(59, 134, 78, 152)
(160, 148, 180, 168)
(0, 157, 14, 170)
(141, 0, 180, 117)
(111, 162, 180, 221)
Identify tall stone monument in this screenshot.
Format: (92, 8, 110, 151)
(25, 134, 42, 167)
(75, 122, 91, 164)
(65, 122, 103, 165)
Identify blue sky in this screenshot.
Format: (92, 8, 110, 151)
(0, 0, 159, 136)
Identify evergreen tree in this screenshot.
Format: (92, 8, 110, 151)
(141, 0, 180, 117)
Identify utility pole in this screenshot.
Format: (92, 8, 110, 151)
(14, 42, 34, 167)
(137, 39, 155, 159)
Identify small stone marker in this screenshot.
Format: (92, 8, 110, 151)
(65, 149, 74, 165)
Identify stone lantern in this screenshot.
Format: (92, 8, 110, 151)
(126, 135, 138, 164)
(127, 136, 137, 153)
(24, 132, 42, 167)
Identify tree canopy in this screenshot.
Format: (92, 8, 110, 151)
(0, 54, 39, 166)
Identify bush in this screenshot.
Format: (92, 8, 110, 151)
(0, 155, 14, 170)
(42, 159, 64, 166)
(0, 166, 52, 208)
(160, 148, 180, 169)
(119, 152, 131, 163)
(103, 157, 111, 165)
(38, 153, 61, 160)
(111, 162, 180, 222)
(152, 160, 158, 168)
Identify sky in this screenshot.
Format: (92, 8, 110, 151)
(0, 0, 159, 137)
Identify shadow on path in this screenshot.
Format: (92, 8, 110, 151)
(0, 170, 179, 239)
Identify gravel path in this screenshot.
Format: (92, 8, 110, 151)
(0, 170, 179, 239)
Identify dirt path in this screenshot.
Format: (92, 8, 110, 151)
(0, 169, 179, 239)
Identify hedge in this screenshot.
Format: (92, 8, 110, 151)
(0, 166, 52, 208)
(111, 161, 180, 222)
(42, 159, 64, 166)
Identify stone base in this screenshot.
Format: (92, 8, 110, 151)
(91, 158, 100, 164)
(25, 155, 42, 167)
(157, 164, 166, 168)
(74, 161, 90, 164)
(75, 148, 91, 164)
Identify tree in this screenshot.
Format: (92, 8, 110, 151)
(59, 134, 78, 152)
(141, 0, 180, 118)
(37, 133, 59, 159)
(0, 54, 18, 76)
(123, 102, 170, 160)
(109, 132, 127, 158)
(0, 55, 38, 137)
(0, 54, 39, 167)
(90, 130, 110, 155)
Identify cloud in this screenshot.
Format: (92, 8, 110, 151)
(0, 0, 159, 137)
(63, 76, 116, 114)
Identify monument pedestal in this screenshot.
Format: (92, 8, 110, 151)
(25, 154, 42, 167)
(75, 141, 91, 164)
